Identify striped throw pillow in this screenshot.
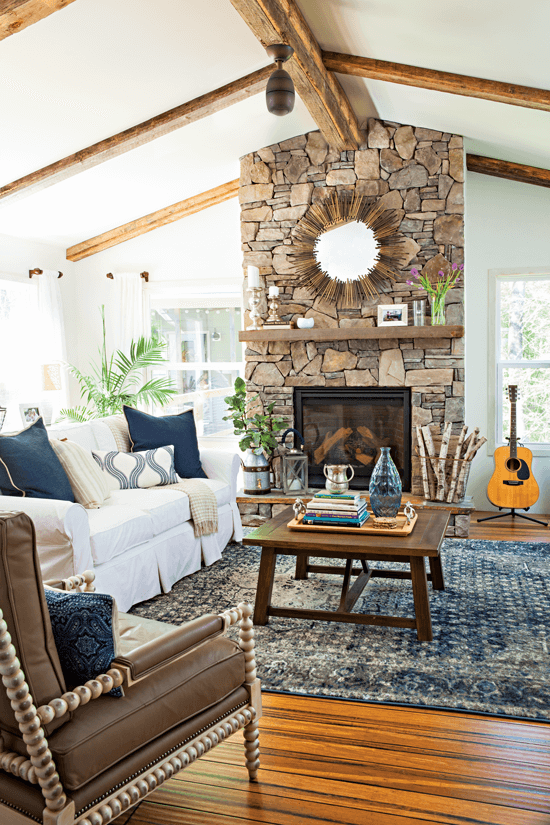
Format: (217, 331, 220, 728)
(92, 445, 178, 491)
(50, 438, 111, 509)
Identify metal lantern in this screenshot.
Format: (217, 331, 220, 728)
(280, 428, 308, 495)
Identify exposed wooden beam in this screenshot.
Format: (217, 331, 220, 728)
(229, 0, 361, 151)
(322, 51, 550, 113)
(0, 0, 77, 41)
(466, 154, 550, 189)
(66, 180, 239, 262)
(0, 67, 272, 207)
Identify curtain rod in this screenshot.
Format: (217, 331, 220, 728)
(106, 271, 149, 282)
(29, 268, 63, 278)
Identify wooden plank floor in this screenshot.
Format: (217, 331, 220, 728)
(123, 511, 550, 825)
(470, 510, 549, 541)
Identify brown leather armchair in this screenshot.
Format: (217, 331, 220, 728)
(0, 511, 261, 825)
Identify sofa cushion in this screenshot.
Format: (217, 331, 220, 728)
(92, 446, 178, 490)
(0, 417, 74, 501)
(106, 488, 191, 536)
(100, 414, 131, 451)
(201, 478, 231, 508)
(124, 405, 206, 479)
(48, 636, 245, 790)
(50, 438, 110, 508)
(87, 503, 153, 564)
(44, 590, 122, 696)
(48, 421, 105, 452)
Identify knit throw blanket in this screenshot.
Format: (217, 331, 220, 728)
(153, 479, 218, 538)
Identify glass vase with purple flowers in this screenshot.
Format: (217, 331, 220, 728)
(406, 261, 463, 326)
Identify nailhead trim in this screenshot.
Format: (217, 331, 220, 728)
(76, 700, 249, 815)
(0, 798, 41, 822)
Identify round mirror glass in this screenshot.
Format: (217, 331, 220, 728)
(314, 221, 380, 283)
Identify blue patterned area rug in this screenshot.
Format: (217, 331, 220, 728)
(130, 537, 550, 721)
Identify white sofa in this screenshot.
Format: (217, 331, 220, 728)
(0, 419, 243, 611)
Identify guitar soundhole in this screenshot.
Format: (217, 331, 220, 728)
(506, 457, 521, 472)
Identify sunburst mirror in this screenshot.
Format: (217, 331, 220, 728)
(289, 192, 408, 306)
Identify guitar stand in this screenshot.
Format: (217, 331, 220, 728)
(477, 508, 549, 527)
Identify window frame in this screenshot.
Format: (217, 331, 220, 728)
(488, 266, 550, 457)
(145, 280, 244, 442)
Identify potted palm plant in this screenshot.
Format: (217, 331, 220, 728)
(223, 377, 286, 494)
(59, 307, 177, 421)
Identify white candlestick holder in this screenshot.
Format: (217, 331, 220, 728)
(247, 287, 264, 330)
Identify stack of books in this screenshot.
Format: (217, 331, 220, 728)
(302, 491, 369, 527)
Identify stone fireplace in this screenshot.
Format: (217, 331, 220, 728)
(238, 119, 470, 535)
(294, 386, 411, 490)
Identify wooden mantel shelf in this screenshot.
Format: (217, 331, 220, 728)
(239, 325, 464, 343)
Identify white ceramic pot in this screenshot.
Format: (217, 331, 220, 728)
(296, 317, 315, 329)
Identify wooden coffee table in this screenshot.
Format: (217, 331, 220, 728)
(243, 507, 449, 642)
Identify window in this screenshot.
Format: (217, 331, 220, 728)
(494, 271, 550, 451)
(149, 288, 243, 438)
(0, 276, 41, 432)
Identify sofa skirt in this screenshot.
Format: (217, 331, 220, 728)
(92, 504, 235, 611)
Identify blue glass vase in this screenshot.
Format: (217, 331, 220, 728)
(369, 447, 402, 517)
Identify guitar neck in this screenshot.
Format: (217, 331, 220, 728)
(510, 399, 517, 457)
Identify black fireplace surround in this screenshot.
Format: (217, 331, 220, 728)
(294, 387, 411, 491)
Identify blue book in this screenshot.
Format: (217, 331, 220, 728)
(305, 505, 367, 520)
(303, 512, 369, 527)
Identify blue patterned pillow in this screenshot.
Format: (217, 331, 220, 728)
(44, 590, 122, 697)
(91, 445, 178, 490)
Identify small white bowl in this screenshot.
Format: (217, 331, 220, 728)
(296, 317, 315, 329)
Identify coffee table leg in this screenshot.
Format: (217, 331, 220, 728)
(295, 554, 309, 580)
(410, 556, 433, 642)
(254, 547, 277, 625)
(429, 555, 445, 590)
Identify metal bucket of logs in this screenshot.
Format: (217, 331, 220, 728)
(415, 422, 486, 503)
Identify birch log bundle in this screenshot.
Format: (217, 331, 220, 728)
(416, 423, 486, 502)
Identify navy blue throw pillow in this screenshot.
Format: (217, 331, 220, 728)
(0, 417, 74, 501)
(44, 589, 122, 697)
(123, 406, 206, 479)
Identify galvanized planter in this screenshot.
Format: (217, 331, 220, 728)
(241, 448, 271, 495)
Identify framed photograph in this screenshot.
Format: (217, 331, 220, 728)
(377, 303, 408, 327)
(19, 404, 42, 425)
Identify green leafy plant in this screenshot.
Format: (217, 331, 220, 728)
(223, 377, 286, 455)
(59, 307, 177, 422)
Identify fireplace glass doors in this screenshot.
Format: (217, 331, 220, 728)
(294, 387, 411, 491)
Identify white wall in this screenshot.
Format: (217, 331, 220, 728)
(464, 150, 550, 514)
(68, 198, 243, 374)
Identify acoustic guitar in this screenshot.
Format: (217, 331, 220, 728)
(487, 385, 539, 510)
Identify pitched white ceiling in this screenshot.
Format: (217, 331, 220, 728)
(0, 0, 548, 248)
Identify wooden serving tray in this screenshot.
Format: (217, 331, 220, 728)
(287, 511, 418, 536)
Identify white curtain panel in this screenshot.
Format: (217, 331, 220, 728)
(36, 269, 68, 422)
(37, 269, 67, 363)
(113, 272, 145, 354)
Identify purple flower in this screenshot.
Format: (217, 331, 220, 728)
(410, 268, 419, 278)
(406, 280, 413, 286)
(452, 263, 457, 270)
(438, 270, 445, 277)
(459, 264, 464, 270)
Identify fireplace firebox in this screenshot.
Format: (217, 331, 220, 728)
(294, 387, 411, 491)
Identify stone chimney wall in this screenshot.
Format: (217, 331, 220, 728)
(240, 119, 465, 496)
